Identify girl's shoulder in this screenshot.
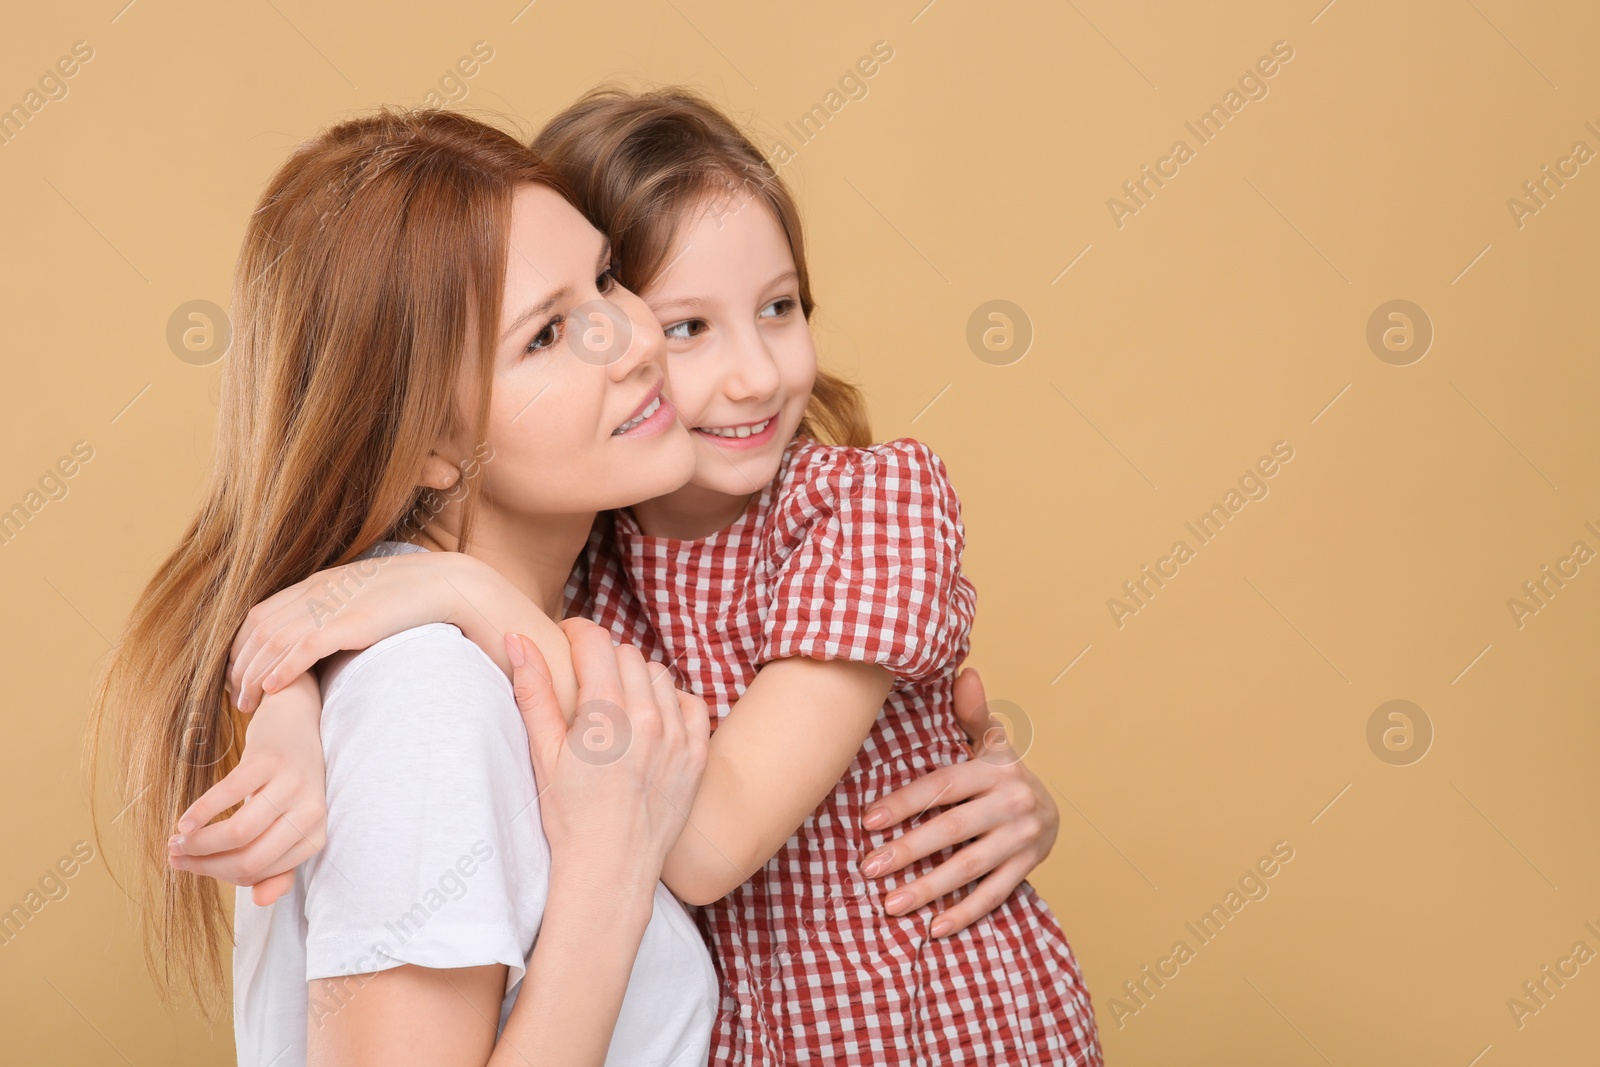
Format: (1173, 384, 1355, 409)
(756, 437, 976, 682)
(775, 436, 961, 523)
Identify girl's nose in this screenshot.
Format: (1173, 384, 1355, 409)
(724, 329, 781, 402)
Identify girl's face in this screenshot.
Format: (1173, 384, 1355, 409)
(639, 188, 818, 504)
(468, 183, 697, 518)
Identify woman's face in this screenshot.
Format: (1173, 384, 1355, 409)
(471, 183, 697, 517)
(639, 188, 818, 500)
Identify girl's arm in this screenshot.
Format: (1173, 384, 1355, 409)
(175, 559, 577, 897)
(211, 554, 1058, 932)
(659, 655, 892, 904)
(304, 629, 708, 1067)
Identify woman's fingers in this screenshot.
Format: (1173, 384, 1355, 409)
(560, 618, 626, 710)
(506, 632, 563, 762)
(647, 663, 685, 748)
(862, 759, 994, 833)
(613, 644, 663, 737)
(679, 689, 711, 746)
(949, 667, 997, 751)
(928, 855, 1038, 938)
(876, 821, 1026, 915)
(865, 788, 1018, 878)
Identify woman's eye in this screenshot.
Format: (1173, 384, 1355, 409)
(527, 316, 563, 353)
(597, 267, 618, 294)
(663, 319, 707, 341)
(760, 298, 795, 319)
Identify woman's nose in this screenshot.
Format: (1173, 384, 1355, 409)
(599, 293, 669, 382)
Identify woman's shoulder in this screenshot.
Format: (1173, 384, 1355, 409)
(320, 623, 514, 734)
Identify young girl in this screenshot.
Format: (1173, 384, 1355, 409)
(200, 90, 1100, 1063)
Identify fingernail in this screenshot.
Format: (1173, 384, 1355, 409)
(966, 668, 982, 687)
(930, 917, 954, 938)
(860, 849, 890, 876)
(863, 808, 889, 829)
(884, 891, 912, 914)
(177, 817, 196, 834)
(505, 633, 526, 667)
(262, 672, 278, 693)
(168, 835, 184, 854)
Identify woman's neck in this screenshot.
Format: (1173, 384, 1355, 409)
(414, 510, 596, 618)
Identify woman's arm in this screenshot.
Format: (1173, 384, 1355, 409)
(305, 626, 708, 1067)
(309, 872, 655, 1067)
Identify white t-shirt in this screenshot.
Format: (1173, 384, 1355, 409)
(232, 552, 717, 1067)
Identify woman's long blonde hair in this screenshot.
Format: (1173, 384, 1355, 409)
(532, 86, 872, 447)
(88, 108, 563, 1014)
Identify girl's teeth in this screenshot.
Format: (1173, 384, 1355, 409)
(701, 419, 771, 439)
(615, 396, 662, 434)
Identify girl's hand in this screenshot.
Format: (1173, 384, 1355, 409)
(507, 620, 710, 880)
(860, 667, 1061, 937)
(169, 671, 327, 906)
(227, 550, 491, 713)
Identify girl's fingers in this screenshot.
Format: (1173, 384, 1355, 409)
(237, 631, 314, 712)
(229, 585, 309, 696)
(242, 833, 325, 886)
(250, 870, 296, 906)
(862, 760, 995, 833)
(175, 815, 310, 883)
(177, 761, 270, 835)
(929, 856, 1037, 938)
(175, 787, 285, 857)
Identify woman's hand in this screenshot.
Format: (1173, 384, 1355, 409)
(507, 619, 710, 882)
(860, 668, 1061, 937)
(169, 671, 327, 905)
(227, 550, 494, 713)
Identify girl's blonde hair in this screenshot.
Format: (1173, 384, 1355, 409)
(532, 86, 872, 447)
(89, 108, 563, 1014)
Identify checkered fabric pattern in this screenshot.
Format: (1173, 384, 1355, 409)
(564, 437, 1102, 1066)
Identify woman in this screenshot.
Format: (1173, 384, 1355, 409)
(92, 108, 720, 1066)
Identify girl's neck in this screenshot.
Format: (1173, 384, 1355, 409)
(413, 509, 596, 618)
(629, 481, 758, 541)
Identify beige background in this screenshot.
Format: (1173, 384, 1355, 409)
(2, 0, 1596, 1063)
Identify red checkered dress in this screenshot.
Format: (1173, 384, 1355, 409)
(564, 437, 1101, 1066)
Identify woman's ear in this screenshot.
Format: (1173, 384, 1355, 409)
(417, 449, 463, 491)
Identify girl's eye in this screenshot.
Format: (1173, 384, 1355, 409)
(760, 297, 795, 319)
(527, 316, 564, 354)
(663, 319, 708, 341)
(597, 266, 618, 294)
